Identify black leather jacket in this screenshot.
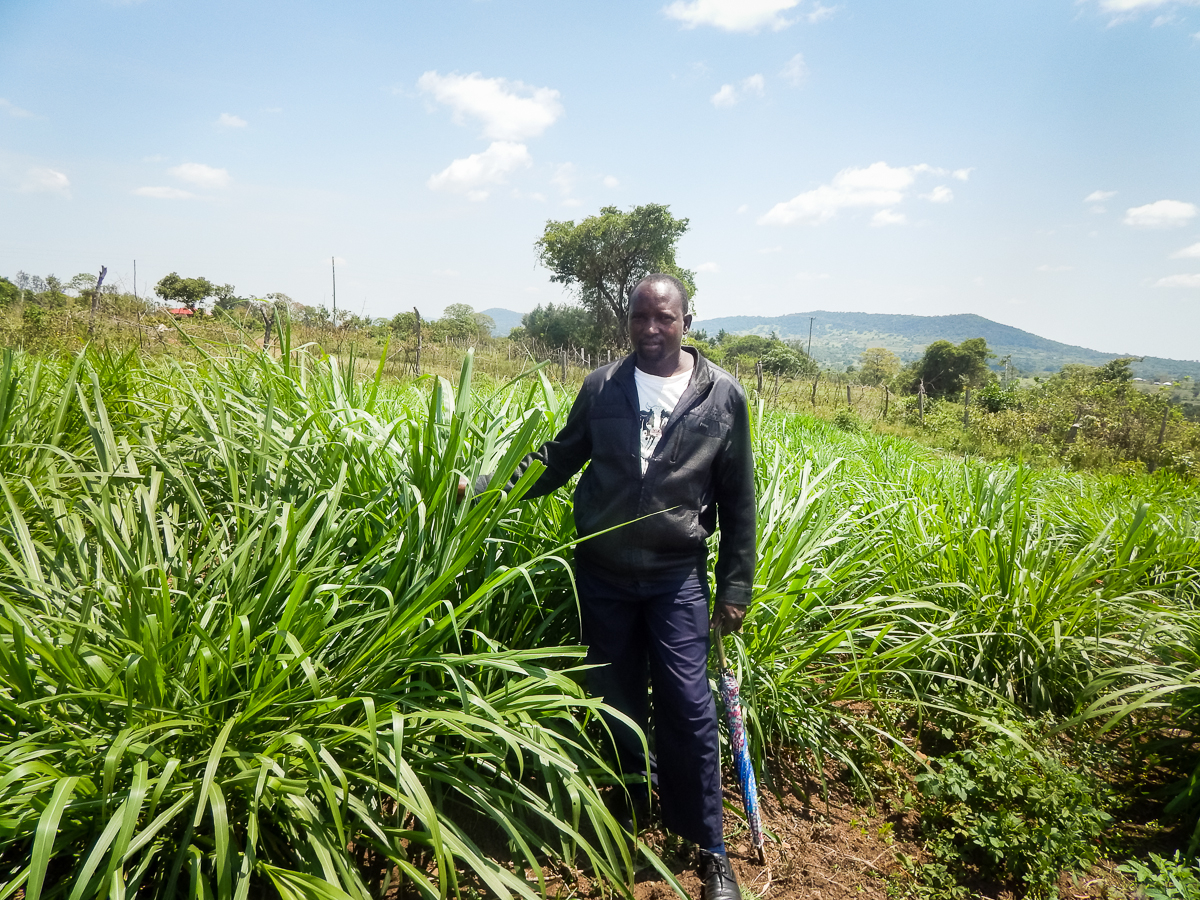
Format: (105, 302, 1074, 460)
(506, 348, 756, 607)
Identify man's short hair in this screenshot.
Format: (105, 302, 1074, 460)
(630, 273, 690, 316)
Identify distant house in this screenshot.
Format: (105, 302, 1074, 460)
(167, 308, 194, 318)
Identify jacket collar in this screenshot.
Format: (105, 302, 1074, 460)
(613, 347, 713, 412)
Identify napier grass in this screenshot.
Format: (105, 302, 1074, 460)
(0, 338, 1197, 899)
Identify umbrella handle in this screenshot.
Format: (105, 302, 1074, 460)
(713, 627, 729, 672)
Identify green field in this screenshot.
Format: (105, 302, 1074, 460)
(1, 335, 1198, 900)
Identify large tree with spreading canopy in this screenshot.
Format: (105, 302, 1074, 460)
(535, 204, 695, 348)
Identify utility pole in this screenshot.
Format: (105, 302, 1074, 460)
(331, 257, 337, 325)
(133, 260, 137, 301)
(807, 316, 814, 359)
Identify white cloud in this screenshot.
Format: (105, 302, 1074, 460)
(711, 85, 739, 107)
(418, 71, 563, 141)
(0, 98, 34, 118)
(807, 3, 837, 22)
(602, 175, 620, 188)
(1094, 0, 1200, 12)
(664, 0, 801, 32)
(1123, 199, 1197, 228)
(760, 161, 944, 226)
(216, 113, 247, 128)
(711, 74, 765, 107)
(696, 261, 720, 272)
(1084, 190, 1117, 203)
(780, 53, 808, 87)
(871, 209, 907, 227)
(1037, 264, 1074, 272)
(134, 186, 195, 200)
(551, 162, 576, 197)
(20, 168, 70, 195)
(1155, 273, 1200, 288)
(951, 168, 973, 181)
(1170, 242, 1200, 258)
(924, 185, 953, 203)
(759, 246, 782, 253)
(169, 163, 231, 189)
(427, 141, 532, 201)
(737, 204, 750, 214)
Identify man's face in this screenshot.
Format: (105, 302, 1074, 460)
(628, 282, 691, 366)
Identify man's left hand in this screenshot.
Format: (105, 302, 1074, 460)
(710, 602, 746, 636)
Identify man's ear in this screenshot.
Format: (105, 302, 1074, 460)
(683, 313, 693, 333)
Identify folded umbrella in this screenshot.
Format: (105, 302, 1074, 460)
(714, 635, 766, 864)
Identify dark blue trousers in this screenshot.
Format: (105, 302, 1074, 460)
(576, 565, 723, 849)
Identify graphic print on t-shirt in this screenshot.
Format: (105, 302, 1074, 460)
(639, 405, 670, 474)
(633, 365, 692, 475)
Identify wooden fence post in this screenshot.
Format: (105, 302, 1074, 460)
(883, 385, 889, 419)
(846, 384, 852, 407)
(963, 388, 970, 428)
(561, 348, 568, 382)
(88, 266, 108, 337)
(918, 380, 926, 426)
(756, 360, 763, 393)
(1148, 404, 1171, 473)
(413, 307, 422, 376)
(811, 376, 819, 408)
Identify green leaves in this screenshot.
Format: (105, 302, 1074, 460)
(0, 346, 636, 899)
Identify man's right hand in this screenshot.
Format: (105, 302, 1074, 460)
(710, 602, 746, 636)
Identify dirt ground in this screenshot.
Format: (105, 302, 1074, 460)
(551, 756, 1145, 900)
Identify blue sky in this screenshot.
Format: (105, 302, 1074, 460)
(2, 0, 1199, 360)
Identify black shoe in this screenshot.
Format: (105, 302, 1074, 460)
(698, 850, 741, 900)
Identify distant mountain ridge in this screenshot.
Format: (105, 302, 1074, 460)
(482, 307, 1199, 381)
(693, 310, 1199, 381)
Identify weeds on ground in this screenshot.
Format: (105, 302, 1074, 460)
(1117, 851, 1200, 900)
(903, 718, 1113, 899)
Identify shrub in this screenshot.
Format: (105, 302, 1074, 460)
(831, 408, 862, 433)
(913, 721, 1113, 898)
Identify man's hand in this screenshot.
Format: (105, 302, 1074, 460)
(710, 602, 746, 636)
(457, 475, 468, 503)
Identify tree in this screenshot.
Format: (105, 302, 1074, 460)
(436, 303, 493, 342)
(906, 337, 993, 398)
(0, 277, 19, 307)
(154, 272, 226, 312)
(520, 302, 596, 351)
(535, 204, 695, 347)
(859, 347, 901, 385)
(760, 344, 808, 378)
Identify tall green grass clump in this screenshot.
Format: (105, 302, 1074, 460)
(0, 343, 639, 900)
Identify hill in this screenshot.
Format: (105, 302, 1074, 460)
(690, 310, 1200, 382)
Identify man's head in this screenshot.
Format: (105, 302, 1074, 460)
(629, 273, 690, 316)
(628, 273, 693, 375)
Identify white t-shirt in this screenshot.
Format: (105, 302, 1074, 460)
(634, 366, 693, 475)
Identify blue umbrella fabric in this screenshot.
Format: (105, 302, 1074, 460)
(714, 636, 766, 864)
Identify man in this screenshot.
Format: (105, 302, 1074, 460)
(481, 274, 755, 900)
